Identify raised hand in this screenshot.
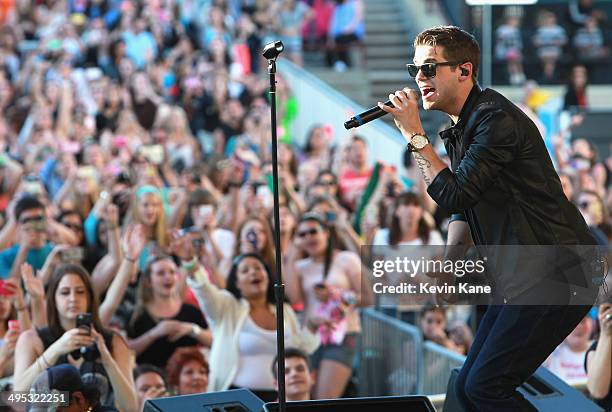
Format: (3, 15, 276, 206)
(122, 224, 146, 262)
(599, 304, 612, 337)
(103, 203, 120, 228)
(21, 263, 45, 301)
(46, 244, 72, 265)
(5, 277, 25, 310)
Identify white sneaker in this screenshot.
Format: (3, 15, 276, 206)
(333, 61, 348, 72)
(510, 73, 526, 85)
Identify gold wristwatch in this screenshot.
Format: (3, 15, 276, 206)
(407, 133, 430, 152)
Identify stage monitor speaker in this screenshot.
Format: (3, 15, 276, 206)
(443, 366, 604, 412)
(264, 395, 436, 411)
(143, 388, 264, 412)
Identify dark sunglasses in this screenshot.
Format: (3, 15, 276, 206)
(63, 222, 83, 231)
(318, 180, 336, 186)
(406, 61, 465, 78)
(297, 228, 320, 238)
(19, 215, 45, 225)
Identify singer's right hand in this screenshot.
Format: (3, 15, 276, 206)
(378, 88, 425, 138)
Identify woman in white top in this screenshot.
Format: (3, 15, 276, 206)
(372, 191, 444, 323)
(186, 253, 318, 402)
(286, 213, 371, 399)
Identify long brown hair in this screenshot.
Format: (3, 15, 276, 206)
(297, 213, 334, 280)
(46, 264, 104, 339)
(388, 192, 430, 246)
(129, 254, 178, 329)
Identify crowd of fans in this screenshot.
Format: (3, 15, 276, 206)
(494, 0, 611, 85)
(0, 0, 607, 411)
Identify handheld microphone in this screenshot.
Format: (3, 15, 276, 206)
(344, 101, 394, 129)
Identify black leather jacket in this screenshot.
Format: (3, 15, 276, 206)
(427, 86, 596, 300)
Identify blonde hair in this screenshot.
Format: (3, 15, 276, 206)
(129, 188, 169, 248)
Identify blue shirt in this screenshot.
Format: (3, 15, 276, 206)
(40, 158, 65, 201)
(329, 0, 365, 39)
(0, 243, 54, 278)
(122, 31, 158, 69)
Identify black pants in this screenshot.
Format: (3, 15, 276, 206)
(326, 33, 360, 67)
(454, 276, 592, 411)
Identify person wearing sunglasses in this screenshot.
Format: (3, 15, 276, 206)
(378, 26, 598, 412)
(286, 213, 371, 399)
(0, 196, 53, 279)
(576, 190, 609, 246)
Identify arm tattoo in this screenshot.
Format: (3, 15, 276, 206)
(413, 152, 432, 185)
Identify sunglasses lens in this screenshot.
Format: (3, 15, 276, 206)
(407, 65, 418, 77)
(423, 64, 436, 78)
(298, 229, 318, 238)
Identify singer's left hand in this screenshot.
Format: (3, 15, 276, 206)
(378, 88, 425, 140)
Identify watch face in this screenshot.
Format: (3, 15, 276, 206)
(412, 134, 429, 150)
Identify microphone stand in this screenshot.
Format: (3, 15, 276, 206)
(264, 41, 286, 412)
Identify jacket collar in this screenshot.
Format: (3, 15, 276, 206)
(439, 84, 483, 142)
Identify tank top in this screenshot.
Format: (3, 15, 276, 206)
(37, 327, 115, 407)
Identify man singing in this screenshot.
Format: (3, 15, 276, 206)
(379, 26, 597, 411)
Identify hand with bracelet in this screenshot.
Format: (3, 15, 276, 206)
(148, 320, 201, 342)
(169, 322, 202, 343)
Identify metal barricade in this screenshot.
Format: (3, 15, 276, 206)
(422, 341, 466, 395)
(358, 308, 424, 396)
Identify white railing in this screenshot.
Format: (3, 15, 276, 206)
(359, 309, 467, 398)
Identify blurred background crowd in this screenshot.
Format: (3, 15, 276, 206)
(491, 0, 612, 85)
(0, 0, 607, 411)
